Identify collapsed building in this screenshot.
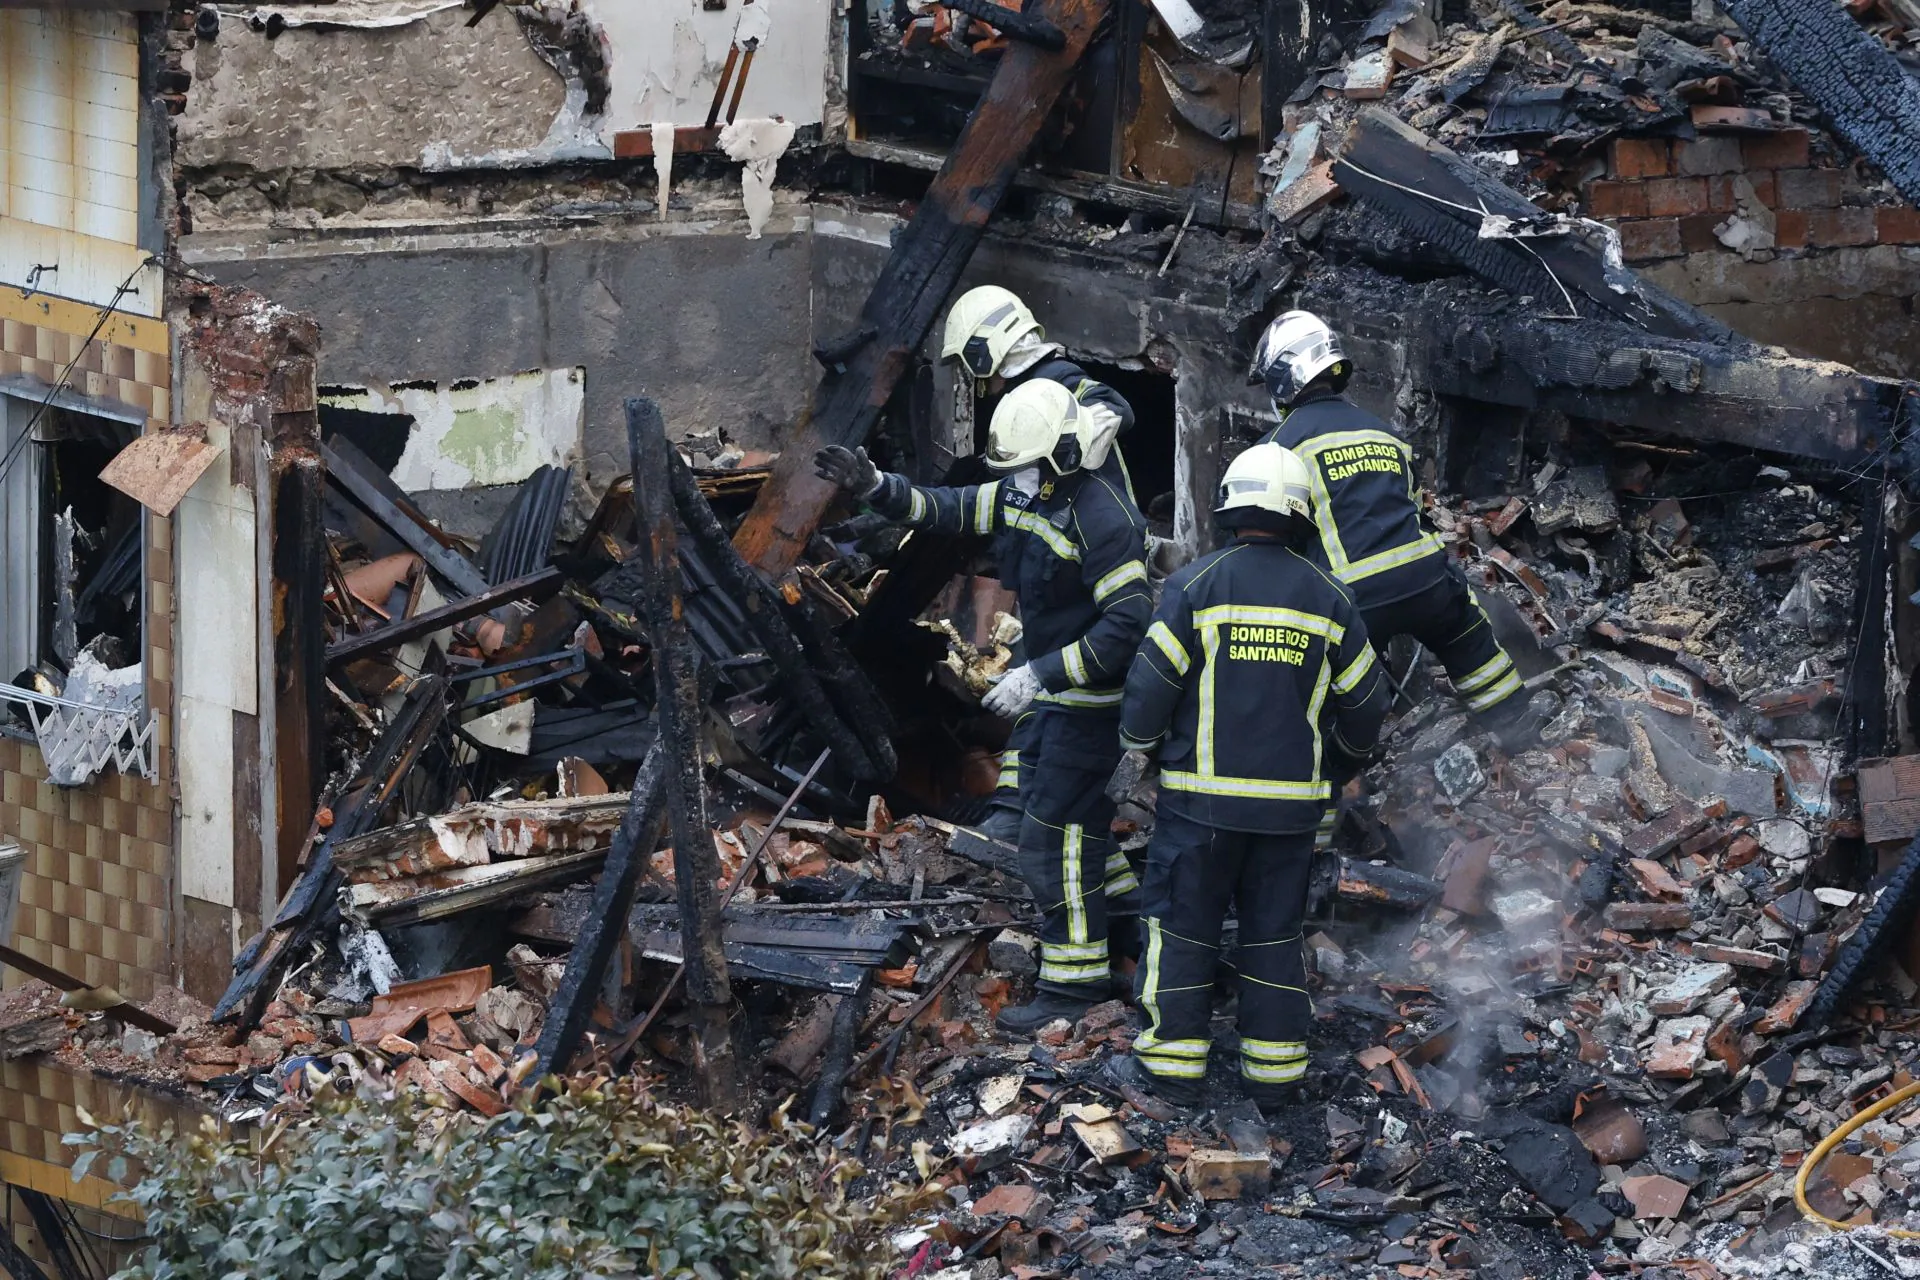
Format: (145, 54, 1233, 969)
(4, 0, 1920, 1275)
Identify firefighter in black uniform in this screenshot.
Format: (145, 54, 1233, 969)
(815, 379, 1152, 1033)
(1104, 442, 1390, 1111)
(1250, 310, 1526, 726)
(941, 285, 1139, 846)
(1249, 311, 1529, 856)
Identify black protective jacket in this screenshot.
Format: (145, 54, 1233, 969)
(996, 357, 1136, 435)
(1120, 537, 1389, 833)
(1260, 394, 1448, 610)
(870, 455, 1151, 714)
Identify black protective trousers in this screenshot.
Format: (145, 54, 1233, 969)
(1133, 808, 1315, 1100)
(1362, 564, 1525, 722)
(1019, 707, 1139, 996)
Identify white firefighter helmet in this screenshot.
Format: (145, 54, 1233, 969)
(942, 285, 1044, 380)
(1248, 309, 1346, 405)
(986, 379, 1083, 475)
(1215, 442, 1316, 525)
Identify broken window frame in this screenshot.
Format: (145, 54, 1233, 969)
(0, 386, 153, 779)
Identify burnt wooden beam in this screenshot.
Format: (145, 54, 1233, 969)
(321, 437, 490, 598)
(729, 0, 1109, 578)
(324, 568, 563, 667)
(1333, 107, 1730, 343)
(1719, 0, 1920, 208)
(1300, 260, 1906, 470)
(527, 747, 668, 1077)
(272, 451, 328, 909)
(0, 944, 177, 1036)
(216, 674, 451, 1027)
(662, 449, 894, 779)
(630, 396, 735, 1106)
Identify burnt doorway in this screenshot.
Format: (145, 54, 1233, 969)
(1082, 361, 1177, 538)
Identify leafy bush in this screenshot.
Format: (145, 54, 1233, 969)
(71, 1077, 934, 1280)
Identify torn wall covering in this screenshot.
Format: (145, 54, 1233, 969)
(323, 368, 586, 492)
(175, 0, 829, 181)
(175, 5, 578, 171)
(583, 0, 829, 129)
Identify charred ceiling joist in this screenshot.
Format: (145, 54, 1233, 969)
(1326, 108, 1910, 470)
(1719, 0, 1920, 209)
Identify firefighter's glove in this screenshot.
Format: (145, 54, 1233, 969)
(813, 445, 882, 498)
(1106, 749, 1157, 806)
(982, 663, 1043, 718)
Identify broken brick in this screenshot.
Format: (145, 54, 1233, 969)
(1186, 1149, 1272, 1201)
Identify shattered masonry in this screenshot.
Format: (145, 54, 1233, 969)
(6, 0, 1920, 1276)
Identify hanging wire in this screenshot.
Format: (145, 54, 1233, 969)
(0, 256, 155, 487)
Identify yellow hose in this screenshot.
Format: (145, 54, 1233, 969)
(1795, 1078, 1920, 1238)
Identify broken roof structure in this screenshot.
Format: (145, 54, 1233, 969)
(5, 0, 1920, 1274)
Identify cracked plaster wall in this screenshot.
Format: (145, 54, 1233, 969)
(1639, 245, 1920, 382)
(176, 6, 572, 173)
(175, 0, 832, 188)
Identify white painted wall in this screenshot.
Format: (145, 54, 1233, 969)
(584, 0, 830, 130)
(0, 9, 161, 316)
(323, 367, 586, 491)
(174, 419, 257, 913)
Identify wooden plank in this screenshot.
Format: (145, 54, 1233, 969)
(633, 396, 734, 1106)
(324, 567, 563, 667)
(729, 0, 1110, 578)
(321, 436, 489, 597)
(98, 431, 220, 516)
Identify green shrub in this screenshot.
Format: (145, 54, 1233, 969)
(71, 1077, 934, 1280)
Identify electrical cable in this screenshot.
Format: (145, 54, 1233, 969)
(1796, 1078, 1920, 1238)
(0, 259, 154, 487)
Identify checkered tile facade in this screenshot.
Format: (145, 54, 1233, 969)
(0, 306, 179, 1246)
(0, 309, 174, 1005)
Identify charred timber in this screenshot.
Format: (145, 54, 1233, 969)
(729, 0, 1109, 577)
(1333, 107, 1730, 343)
(1335, 857, 1440, 912)
(271, 450, 329, 903)
(662, 441, 894, 779)
(629, 396, 734, 1105)
(1298, 259, 1906, 470)
(216, 674, 451, 1027)
(324, 568, 565, 667)
(322, 437, 490, 599)
(1719, 0, 1920, 208)
(528, 743, 670, 1076)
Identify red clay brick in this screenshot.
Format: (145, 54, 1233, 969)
(1587, 180, 1649, 218)
(1643, 177, 1709, 217)
(1773, 209, 1809, 248)
(1740, 128, 1810, 170)
(1876, 207, 1920, 243)
(1747, 170, 1778, 208)
(1678, 214, 1723, 254)
(1610, 137, 1672, 180)
(1776, 167, 1845, 209)
(1805, 207, 1877, 246)
(1618, 218, 1683, 260)
(1706, 176, 1737, 214)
